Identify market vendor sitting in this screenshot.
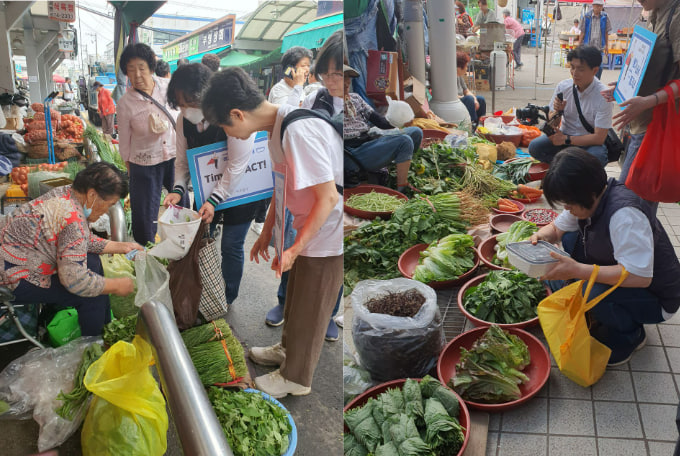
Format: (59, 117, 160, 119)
(0, 162, 142, 336)
(530, 148, 680, 366)
(456, 51, 486, 126)
(528, 46, 611, 167)
(343, 65, 422, 193)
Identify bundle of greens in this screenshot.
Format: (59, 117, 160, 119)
(102, 314, 137, 346)
(346, 191, 406, 212)
(494, 220, 538, 267)
(188, 331, 248, 386)
(450, 325, 531, 403)
(101, 254, 137, 318)
(343, 376, 465, 456)
(84, 124, 126, 172)
(181, 319, 232, 348)
(493, 157, 535, 185)
(456, 162, 517, 206)
(463, 270, 546, 324)
(56, 342, 105, 420)
(208, 387, 292, 456)
(413, 234, 475, 283)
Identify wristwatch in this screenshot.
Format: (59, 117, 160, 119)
(565, 135, 572, 145)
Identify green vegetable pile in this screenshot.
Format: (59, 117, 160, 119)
(102, 314, 138, 347)
(84, 124, 126, 172)
(101, 254, 137, 318)
(56, 342, 105, 420)
(463, 270, 546, 324)
(344, 376, 465, 456)
(493, 157, 535, 185)
(181, 318, 232, 348)
(450, 325, 531, 403)
(344, 192, 486, 293)
(208, 387, 292, 456)
(413, 234, 475, 283)
(346, 191, 406, 212)
(494, 220, 538, 268)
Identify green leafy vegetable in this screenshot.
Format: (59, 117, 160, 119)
(101, 254, 137, 318)
(102, 314, 138, 346)
(84, 124, 126, 172)
(208, 387, 292, 456)
(186, 321, 248, 386)
(464, 270, 546, 324)
(344, 433, 369, 456)
(413, 234, 475, 283)
(346, 191, 406, 212)
(55, 343, 105, 420)
(181, 319, 232, 348)
(423, 398, 466, 454)
(451, 325, 531, 403)
(495, 220, 538, 268)
(493, 157, 535, 185)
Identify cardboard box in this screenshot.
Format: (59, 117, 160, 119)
(366, 50, 400, 105)
(404, 76, 429, 118)
(475, 79, 490, 91)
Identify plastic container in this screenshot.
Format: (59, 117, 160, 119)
(506, 241, 569, 277)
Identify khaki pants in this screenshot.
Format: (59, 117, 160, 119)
(101, 114, 114, 135)
(280, 254, 343, 387)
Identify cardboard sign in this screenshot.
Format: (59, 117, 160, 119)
(614, 26, 658, 104)
(272, 163, 287, 275)
(48, 1, 76, 22)
(187, 131, 273, 211)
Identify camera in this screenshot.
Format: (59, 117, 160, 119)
(516, 104, 550, 126)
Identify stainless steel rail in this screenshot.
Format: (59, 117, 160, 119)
(137, 300, 233, 456)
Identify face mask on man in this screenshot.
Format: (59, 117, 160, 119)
(181, 107, 204, 124)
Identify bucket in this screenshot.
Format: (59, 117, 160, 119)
(244, 388, 298, 455)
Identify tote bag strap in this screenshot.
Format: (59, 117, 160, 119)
(582, 264, 629, 312)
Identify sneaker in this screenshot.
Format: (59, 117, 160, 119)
(325, 319, 339, 342)
(334, 314, 344, 328)
(606, 328, 647, 367)
(251, 222, 264, 235)
(249, 343, 286, 366)
(265, 304, 285, 327)
(254, 369, 311, 399)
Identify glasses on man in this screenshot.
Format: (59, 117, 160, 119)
(320, 72, 343, 82)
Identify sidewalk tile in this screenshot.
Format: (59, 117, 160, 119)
(500, 397, 547, 433)
(639, 403, 679, 441)
(592, 370, 635, 401)
(548, 436, 596, 456)
(486, 431, 498, 456)
(548, 367, 591, 399)
(632, 372, 678, 404)
(629, 346, 670, 372)
(596, 438, 647, 456)
(549, 399, 595, 435)
(593, 401, 643, 438)
(665, 215, 680, 226)
(661, 313, 680, 325)
(489, 412, 500, 431)
(666, 347, 680, 373)
(659, 325, 680, 347)
(497, 433, 546, 456)
(647, 441, 677, 455)
(645, 325, 663, 346)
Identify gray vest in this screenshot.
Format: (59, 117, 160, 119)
(572, 179, 680, 315)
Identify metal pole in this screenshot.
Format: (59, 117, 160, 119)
(542, 1, 548, 84)
(137, 300, 233, 456)
(491, 51, 496, 113)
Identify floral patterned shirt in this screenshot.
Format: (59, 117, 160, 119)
(0, 185, 108, 296)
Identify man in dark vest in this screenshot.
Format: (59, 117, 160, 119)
(530, 148, 680, 366)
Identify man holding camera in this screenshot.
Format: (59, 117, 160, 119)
(528, 46, 611, 167)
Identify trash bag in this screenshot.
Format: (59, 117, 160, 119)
(0, 337, 101, 451)
(351, 278, 445, 382)
(385, 96, 415, 128)
(82, 335, 168, 456)
(134, 251, 172, 315)
(147, 206, 201, 260)
(344, 342, 376, 405)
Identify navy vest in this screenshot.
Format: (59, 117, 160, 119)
(572, 179, 680, 315)
(183, 118, 266, 226)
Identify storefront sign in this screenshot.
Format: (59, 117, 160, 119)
(187, 131, 273, 211)
(48, 1, 76, 23)
(162, 15, 235, 61)
(58, 36, 74, 53)
(614, 25, 657, 104)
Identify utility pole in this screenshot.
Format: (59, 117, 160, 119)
(87, 32, 98, 62)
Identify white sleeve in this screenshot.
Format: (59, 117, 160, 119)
(594, 98, 613, 130)
(208, 133, 255, 202)
(282, 121, 336, 191)
(609, 207, 654, 277)
(301, 90, 318, 109)
(173, 116, 190, 192)
(554, 209, 579, 232)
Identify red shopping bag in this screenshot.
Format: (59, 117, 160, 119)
(625, 81, 680, 202)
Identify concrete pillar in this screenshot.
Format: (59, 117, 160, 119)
(0, 8, 15, 93)
(24, 29, 57, 103)
(426, 0, 470, 125)
(403, 0, 426, 84)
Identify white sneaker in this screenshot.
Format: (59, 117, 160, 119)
(334, 314, 344, 328)
(254, 369, 311, 399)
(249, 342, 286, 366)
(251, 222, 264, 235)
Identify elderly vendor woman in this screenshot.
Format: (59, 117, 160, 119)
(0, 162, 141, 336)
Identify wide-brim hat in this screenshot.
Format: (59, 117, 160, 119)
(343, 64, 360, 77)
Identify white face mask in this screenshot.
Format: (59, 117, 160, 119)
(181, 107, 204, 125)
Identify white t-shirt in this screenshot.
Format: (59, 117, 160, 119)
(268, 79, 305, 107)
(550, 78, 612, 137)
(268, 104, 343, 257)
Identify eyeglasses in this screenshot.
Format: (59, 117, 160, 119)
(320, 72, 344, 82)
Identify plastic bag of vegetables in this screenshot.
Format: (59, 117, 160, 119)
(101, 254, 137, 318)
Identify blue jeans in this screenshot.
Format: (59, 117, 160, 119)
(221, 221, 252, 305)
(11, 253, 111, 336)
(528, 134, 608, 167)
(345, 126, 423, 173)
(460, 95, 486, 123)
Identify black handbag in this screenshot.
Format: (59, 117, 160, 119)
(572, 85, 624, 163)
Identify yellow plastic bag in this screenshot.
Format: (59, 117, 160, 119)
(537, 265, 628, 387)
(81, 336, 168, 456)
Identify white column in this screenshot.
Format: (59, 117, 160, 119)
(403, 0, 426, 84)
(0, 8, 15, 93)
(426, 0, 470, 125)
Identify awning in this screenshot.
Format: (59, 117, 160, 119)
(281, 12, 343, 51)
(168, 45, 232, 72)
(220, 47, 283, 71)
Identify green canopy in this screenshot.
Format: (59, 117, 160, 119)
(281, 13, 343, 52)
(168, 45, 232, 72)
(220, 47, 283, 72)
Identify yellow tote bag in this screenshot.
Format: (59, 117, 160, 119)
(537, 265, 628, 387)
